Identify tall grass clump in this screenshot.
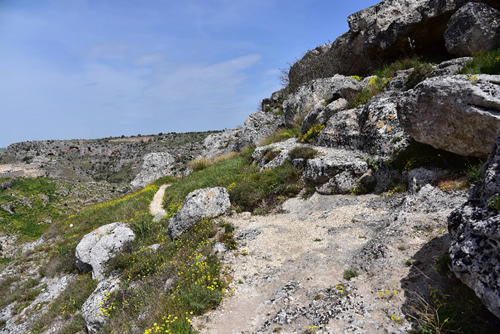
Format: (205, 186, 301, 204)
(461, 48, 500, 75)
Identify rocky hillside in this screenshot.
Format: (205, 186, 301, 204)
(1, 0, 500, 333)
(0, 131, 219, 185)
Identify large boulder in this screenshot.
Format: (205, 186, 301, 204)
(315, 107, 362, 151)
(448, 136, 500, 319)
(130, 152, 175, 190)
(444, 3, 500, 56)
(283, 75, 362, 127)
(75, 222, 135, 281)
(167, 187, 231, 238)
(237, 110, 285, 148)
(303, 147, 368, 194)
(288, 0, 500, 89)
(201, 128, 241, 159)
(82, 278, 121, 333)
(359, 91, 412, 158)
(301, 98, 348, 134)
(397, 75, 500, 158)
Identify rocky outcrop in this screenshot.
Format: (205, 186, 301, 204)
(82, 278, 121, 333)
(359, 91, 412, 158)
(397, 75, 500, 158)
(315, 107, 362, 151)
(301, 99, 348, 134)
(201, 128, 242, 158)
(167, 187, 231, 238)
(445, 3, 500, 56)
(130, 152, 175, 190)
(252, 139, 302, 170)
(288, 0, 500, 89)
(303, 148, 368, 193)
(283, 75, 363, 127)
(75, 222, 135, 281)
(448, 136, 500, 319)
(237, 110, 285, 148)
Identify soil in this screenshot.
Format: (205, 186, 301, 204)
(192, 190, 468, 334)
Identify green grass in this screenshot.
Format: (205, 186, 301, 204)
(461, 48, 500, 75)
(343, 268, 359, 281)
(347, 76, 390, 108)
(163, 148, 302, 215)
(259, 125, 302, 146)
(0, 177, 66, 239)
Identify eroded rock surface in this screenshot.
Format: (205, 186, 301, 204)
(397, 75, 500, 158)
(167, 187, 231, 238)
(75, 222, 135, 281)
(449, 136, 500, 318)
(130, 152, 175, 190)
(445, 2, 500, 56)
(82, 278, 121, 333)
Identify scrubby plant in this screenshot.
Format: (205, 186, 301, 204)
(348, 76, 390, 108)
(259, 125, 302, 146)
(461, 48, 500, 75)
(343, 268, 359, 281)
(288, 146, 319, 160)
(301, 124, 325, 144)
(407, 61, 434, 88)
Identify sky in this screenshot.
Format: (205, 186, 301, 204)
(0, 0, 380, 147)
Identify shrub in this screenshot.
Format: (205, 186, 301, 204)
(461, 48, 500, 75)
(288, 146, 319, 160)
(301, 124, 325, 144)
(343, 268, 359, 281)
(348, 76, 390, 108)
(407, 62, 434, 88)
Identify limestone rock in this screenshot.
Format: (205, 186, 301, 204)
(448, 136, 500, 319)
(167, 187, 230, 238)
(283, 75, 362, 127)
(360, 92, 411, 158)
(75, 222, 135, 281)
(252, 139, 305, 170)
(430, 57, 473, 76)
(445, 3, 500, 56)
(82, 278, 120, 333)
(130, 152, 175, 190)
(288, 0, 500, 89)
(201, 128, 241, 159)
(315, 108, 362, 151)
(303, 148, 368, 187)
(397, 75, 500, 158)
(301, 98, 348, 134)
(237, 110, 285, 148)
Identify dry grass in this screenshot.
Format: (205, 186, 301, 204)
(188, 152, 239, 171)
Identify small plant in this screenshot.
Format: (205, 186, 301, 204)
(348, 76, 390, 108)
(488, 195, 500, 210)
(301, 124, 325, 144)
(466, 161, 484, 184)
(288, 146, 319, 160)
(461, 48, 500, 75)
(407, 61, 434, 88)
(343, 268, 359, 281)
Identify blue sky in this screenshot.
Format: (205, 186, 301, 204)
(0, 0, 380, 147)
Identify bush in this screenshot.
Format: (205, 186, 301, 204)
(348, 76, 390, 108)
(288, 146, 319, 160)
(407, 62, 434, 88)
(301, 124, 325, 144)
(461, 48, 500, 75)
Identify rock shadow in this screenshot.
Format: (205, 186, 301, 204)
(401, 234, 500, 333)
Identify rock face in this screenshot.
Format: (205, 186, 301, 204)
(238, 110, 285, 148)
(397, 75, 500, 158)
(168, 187, 231, 238)
(82, 278, 121, 333)
(130, 152, 175, 190)
(75, 222, 135, 281)
(201, 128, 242, 158)
(288, 0, 500, 89)
(448, 136, 500, 319)
(283, 75, 362, 127)
(445, 3, 500, 56)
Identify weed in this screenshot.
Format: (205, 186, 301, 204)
(343, 268, 359, 281)
(259, 125, 302, 146)
(488, 195, 500, 210)
(348, 76, 390, 108)
(466, 160, 484, 184)
(407, 62, 434, 88)
(301, 124, 325, 144)
(288, 146, 319, 160)
(461, 48, 500, 75)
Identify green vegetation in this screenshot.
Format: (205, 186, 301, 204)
(461, 48, 500, 75)
(301, 124, 325, 144)
(348, 76, 390, 108)
(164, 148, 302, 215)
(343, 269, 359, 281)
(488, 195, 500, 211)
(288, 146, 319, 160)
(410, 254, 499, 334)
(259, 125, 302, 146)
(0, 178, 66, 239)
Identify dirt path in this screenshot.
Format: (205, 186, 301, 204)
(193, 190, 465, 333)
(150, 184, 170, 217)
